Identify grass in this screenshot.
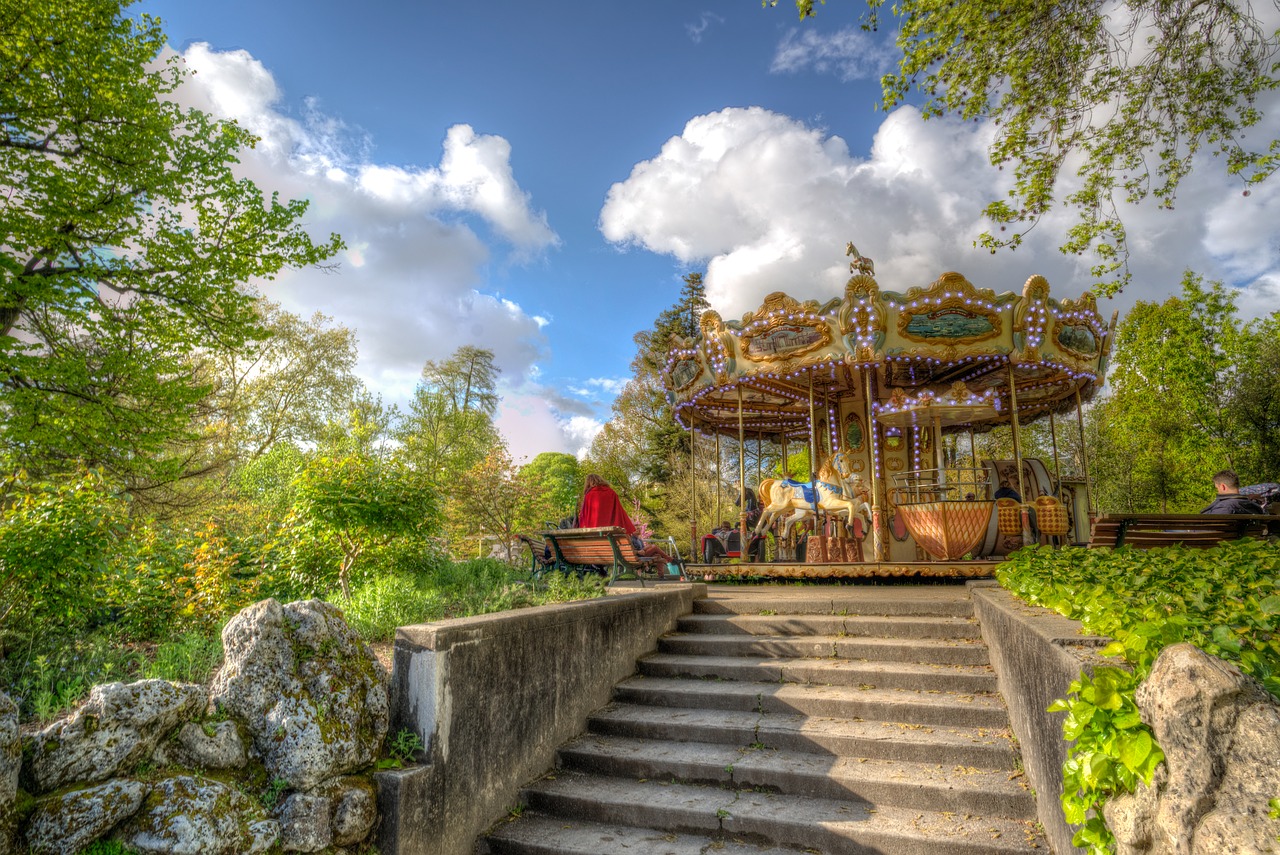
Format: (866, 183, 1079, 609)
(4, 557, 607, 723)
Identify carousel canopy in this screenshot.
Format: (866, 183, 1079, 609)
(663, 259, 1116, 441)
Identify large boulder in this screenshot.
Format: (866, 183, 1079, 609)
(172, 720, 248, 770)
(0, 691, 19, 851)
(1105, 643, 1280, 854)
(23, 680, 206, 793)
(209, 599, 388, 791)
(273, 776, 378, 852)
(24, 778, 148, 855)
(114, 774, 276, 855)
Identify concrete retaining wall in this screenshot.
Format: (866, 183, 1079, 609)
(376, 585, 703, 855)
(968, 580, 1112, 855)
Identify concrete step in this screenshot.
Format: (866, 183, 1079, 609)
(693, 591, 975, 619)
(484, 812, 781, 855)
(658, 633, 991, 666)
(556, 735, 1036, 819)
(677, 613, 982, 640)
(516, 771, 1046, 854)
(639, 652, 999, 693)
(612, 677, 1009, 729)
(587, 704, 1018, 769)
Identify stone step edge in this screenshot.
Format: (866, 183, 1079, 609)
(516, 773, 1045, 855)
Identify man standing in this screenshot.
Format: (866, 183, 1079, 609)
(1201, 470, 1266, 515)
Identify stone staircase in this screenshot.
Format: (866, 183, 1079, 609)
(484, 586, 1046, 854)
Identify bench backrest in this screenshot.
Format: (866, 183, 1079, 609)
(1089, 513, 1276, 549)
(539, 526, 652, 570)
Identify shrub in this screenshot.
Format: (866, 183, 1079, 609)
(0, 470, 127, 651)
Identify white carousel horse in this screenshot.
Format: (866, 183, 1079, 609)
(754, 455, 872, 540)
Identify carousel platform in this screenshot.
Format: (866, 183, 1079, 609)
(683, 559, 1001, 580)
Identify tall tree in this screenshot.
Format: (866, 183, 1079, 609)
(517, 452, 584, 529)
(775, 0, 1280, 294)
(420, 345, 501, 417)
(1227, 315, 1280, 481)
(0, 0, 341, 488)
(400, 346, 502, 485)
(1089, 273, 1247, 511)
(208, 302, 360, 464)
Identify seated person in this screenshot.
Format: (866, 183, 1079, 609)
(992, 479, 1021, 502)
(1201, 469, 1265, 515)
(578, 474, 673, 562)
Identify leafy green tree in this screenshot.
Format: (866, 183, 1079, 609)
(399, 346, 502, 484)
(285, 452, 438, 601)
(1228, 316, 1280, 481)
(420, 345, 501, 417)
(209, 303, 360, 463)
(0, 0, 342, 489)
(1090, 273, 1248, 511)
(0, 470, 126, 650)
(774, 0, 1280, 294)
(449, 444, 536, 563)
(517, 452, 584, 529)
(586, 272, 709, 518)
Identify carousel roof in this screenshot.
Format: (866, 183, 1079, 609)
(663, 261, 1116, 440)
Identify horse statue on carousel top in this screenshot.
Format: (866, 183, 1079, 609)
(753, 450, 872, 540)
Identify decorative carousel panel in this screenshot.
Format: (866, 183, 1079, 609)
(741, 319, 832, 362)
(843, 413, 865, 452)
(898, 305, 1002, 345)
(669, 357, 703, 392)
(1054, 321, 1101, 358)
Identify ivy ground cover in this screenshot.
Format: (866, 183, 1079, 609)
(997, 540, 1280, 853)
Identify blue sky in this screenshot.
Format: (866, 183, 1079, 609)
(138, 0, 1280, 461)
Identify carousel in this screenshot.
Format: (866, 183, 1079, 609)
(664, 244, 1117, 579)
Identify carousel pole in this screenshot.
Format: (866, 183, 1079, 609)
(1075, 387, 1095, 517)
(864, 369, 885, 562)
(808, 368, 826, 562)
(715, 430, 722, 530)
(737, 384, 747, 550)
(969, 426, 978, 498)
(689, 413, 698, 561)
(933, 412, 945, 491)
(1049, 409, 1062, 498)
(1007, 362, 1033, 545)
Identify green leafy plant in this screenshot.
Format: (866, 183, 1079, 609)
(999, 541, 1280, 853)
(143, 631, 223, 684)
(387, 729, 424, 765)
(261, 777, 289, 810)
(1048, 668, 1164, 853)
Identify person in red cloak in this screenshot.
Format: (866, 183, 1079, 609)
(578, 474, 673, 563)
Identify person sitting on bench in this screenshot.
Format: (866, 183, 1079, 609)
(578, 474, 673, 562)
(1201, 469, 1265, 515)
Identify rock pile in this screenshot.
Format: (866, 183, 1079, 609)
(3, 598, 388, 854)
(1104, 643, 1280, 854)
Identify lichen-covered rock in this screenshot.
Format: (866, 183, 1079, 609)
(276, 792, 332, 852)
(1114, 643, 1280, 854)
(23, 680, 206, 794)
(247, 818, 281, 854)
(210, 599, 388, 791)
(327, 777, 377, 846)
(0, 691, 20, 850)
(115, 775, 267, 855)
(24, 778, 148, 855)
(1191, 701, 1280, 853)
(173, 720, 247, 770)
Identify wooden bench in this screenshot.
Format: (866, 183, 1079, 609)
(538, 526, 677, 585)
(1088, 513, 1278, 549)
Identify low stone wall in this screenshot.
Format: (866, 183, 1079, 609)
(376, 584, 704, 855)
(968, 580, 1112, 855)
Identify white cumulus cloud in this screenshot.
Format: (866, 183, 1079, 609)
(170, 43, 575, 446)
(600, 105, 1280, 323)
